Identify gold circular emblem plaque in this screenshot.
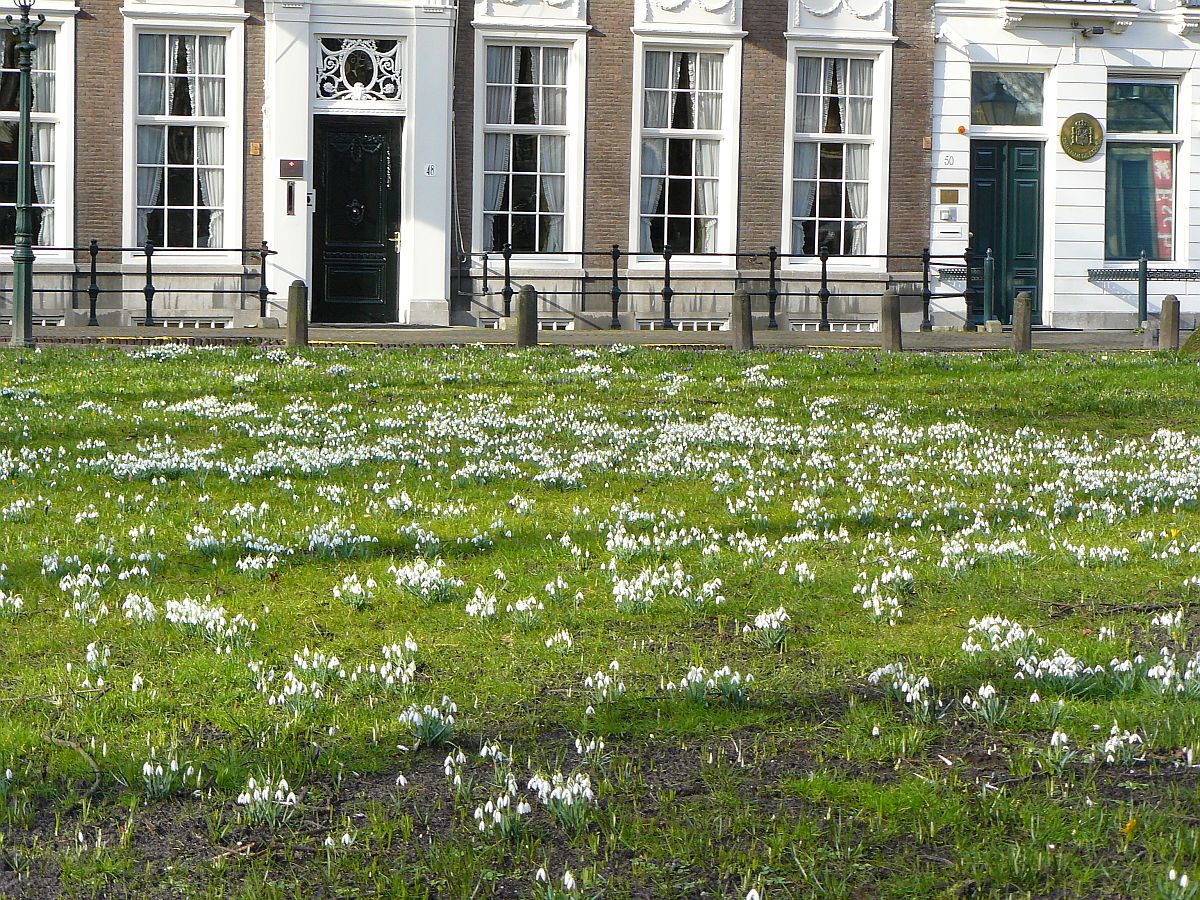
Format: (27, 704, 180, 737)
(1060, 113, 1104, 161)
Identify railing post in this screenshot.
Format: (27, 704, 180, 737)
(142, 240, 156, 326)
(86, 239, 100, 327)
(817, 246, 831, 332)
(610, 244, 622, 329)
(1138, 250, 1148, 327)
(480, 252, 490, 299)
(767, 246, 780, 329)
(1161, 294, 1181, 351)
(982, 248, 995, 324)
(661, 246, 674, 330)
(258, 240, 271, 320)
(515, 283, 539, 348)
(501, 243, 514, 318)
(963, 242, 976, 330)
(920, 247, 932, 332)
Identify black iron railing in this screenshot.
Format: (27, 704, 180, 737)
(456, 244, 973, 332)
(0, 241, 276, 326)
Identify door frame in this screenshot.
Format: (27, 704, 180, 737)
(311, 114, 404, 324)
(968, 138, 1045, 326)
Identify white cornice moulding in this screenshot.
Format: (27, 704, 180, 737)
(785, 27, 897, 42)
(0, 0, 79, 15)
(122, 0, 247, 21)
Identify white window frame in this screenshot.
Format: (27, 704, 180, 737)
(782, 39, 891, 272)
(471, 28, 585, 270)
(627, 33, 742, 270)
(967, 67, 1048, 136)
(0, 11, 75, 262)
(1104, 73, 1184, 265)
(121, 16, 244, 264)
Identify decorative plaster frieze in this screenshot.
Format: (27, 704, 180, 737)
(477, 0, 586, 26)
(795, 0, 889, 22)
(637, 0, 741, 30)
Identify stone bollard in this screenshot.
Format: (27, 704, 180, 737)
(515, 283, 539, 349)
(1142, 320, 1159, 351)
(1161, 295, 1181, 351)
(731, 288, 753, 351)
(287, 280, 308, 348)
(880, 287, 902, 351)
(1012, 292, 1032, 354)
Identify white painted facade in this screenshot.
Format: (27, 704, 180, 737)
(262, 0, 457, 325)
(931, 0, 1200, 328)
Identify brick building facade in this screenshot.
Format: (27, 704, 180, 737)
(8, 0, 935, 329)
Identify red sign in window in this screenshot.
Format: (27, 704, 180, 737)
(1151, 148, 1174, 260)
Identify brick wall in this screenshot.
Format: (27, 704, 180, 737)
(581, 0, 634, 251)
(738, 1, 789, 255)
(888, 0, 933, 262)
(453, 0, 476, 259)
(75, 0, 124, 250)
(244, 1, 265, 248)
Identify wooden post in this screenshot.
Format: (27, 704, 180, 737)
(516, 283, 539, 348)
(879, 287, 902, 352)
(731, 288, 753, 351)
(1012, 291, 1032, 354)
(1161, 294, 1181, 351)
(286, 280, 308, 348)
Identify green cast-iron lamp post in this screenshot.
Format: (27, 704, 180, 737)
(8, 0, 42, 348)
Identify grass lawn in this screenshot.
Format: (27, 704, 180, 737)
(1, 344, 1199, 899)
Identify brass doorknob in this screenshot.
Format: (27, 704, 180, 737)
(390, 231, 401, 253)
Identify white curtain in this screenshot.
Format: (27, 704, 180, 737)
(542, 47, 567, 126)
(138, 35, 166, 115)
(196, 36, 224, 116)
(540, 134, 565, 252)
(136, 126, 165, 245)
(196, 126, 224, 247)
(694, 140, 719, 252)
(671, 52, 696, 129)
(845, 144, 869, 255)
(697, 53, 722, 130)
(643, 51, 669, 128)
(795, 56, 821, 134)
(31, 122, 52, 245)
(639, 139, 666, 251)
(485, 46, 512, 125)
(843, 58, 873, 134)
(168, 35, 194, 115)
(483, 134, 510, 214)
(821, 57, 836, 133)
(30, 32, 53, 113)
(792, 142, 818, 254)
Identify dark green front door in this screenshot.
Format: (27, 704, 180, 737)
(969, 140, 1043, 325)
(312, 117, 402, 323)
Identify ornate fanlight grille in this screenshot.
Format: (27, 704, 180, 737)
(317, 38, 403, 102)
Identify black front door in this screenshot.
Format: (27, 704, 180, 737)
(969, 140, 1043, 325)
(313, 117, 401, 323)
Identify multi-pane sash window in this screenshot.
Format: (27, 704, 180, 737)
(1105, 80, 1177, 261)
(791, 55, 873, 257)
(135, 33, 226, 249)
(639, 50, 723, 255)
(0, 30, 55, 246)
(482, 44, 567, 254)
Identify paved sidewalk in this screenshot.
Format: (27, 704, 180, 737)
(0, 323, 1184, 353)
